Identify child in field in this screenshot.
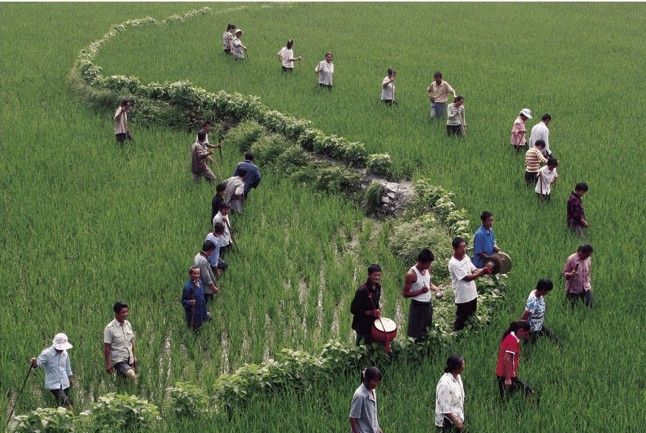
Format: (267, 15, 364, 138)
(315, 52, 334, 88)
(446, 96, 466, 137)
(520, 279, 557, 342)
(231, 29, 247, 59)
(535, 157, 558, 201)
(511, 108, 532, 152)
(277, 39, 301, 72)
(567, 182, 590, 235)
(380, 68, 397, 105)
(222, 23, 235, 54)
(524, 140, 548, 186)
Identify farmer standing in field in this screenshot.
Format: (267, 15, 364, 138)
(193, 240, 220, 302)
(104, 302, 138, 383)
(231, 29, 247, 59)
(402, 248, 441, 342)
(191, 130, 215, 183)
(205, 222, 228, 277)
(315, 52, 334, 89)
(211, 182, 227, 223)
(212, 202, 234, 253)
(30, 333, 74, 408)
(223, 168, 246, 213)
(349, 367, 383, 433)
(563, 244, 594, 308)
(472, 211, 499, 268)
(529, 113, 552, 156)
(380, 69, 397, 105)
(446, 96, 466, 137)
(435, 354, 466, 432)
(427, 71, 456, 120)
(520, 278, 557, 342)
(495, 320, 535, 399)
(181, 266, 209, 331)
(567, 182, 590, 235)
(277, 39, 301, 72)
(524, 140, 548, 186)
(114, 99, 131, 144)
(222, 23, 235, 54)
(511, 108, 532, 152)
(535, 157, 559, 201)
(233, 152, 261, 198)
(350, 264, 382, 345)
(448, 237, 492, 331)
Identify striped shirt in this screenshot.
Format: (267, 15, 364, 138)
(525, 147, 547, 173)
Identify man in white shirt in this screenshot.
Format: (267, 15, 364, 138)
(529, 113, 552, 156)
(223, 169, 246, 213)
(315, 52, 334, 88)
(114, 99, 131, 144)
(30, 333, 74, 407)
(277, 39, 301, 72)
(448, 237, 492, 331)
(104, 302, 138, 383)
(212, 202, 233, 252)
(427, 71, 456, 120)
(380, 69, 396, 105)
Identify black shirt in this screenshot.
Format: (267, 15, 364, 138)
(350, 280, 381, 335)
(211, 195, 225, 223)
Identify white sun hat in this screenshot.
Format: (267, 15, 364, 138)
(520, 108, 532, 119)
(52, 333, 73, 351)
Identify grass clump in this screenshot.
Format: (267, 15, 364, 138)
(222, 120, 265, 153)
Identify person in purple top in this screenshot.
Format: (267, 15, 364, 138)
(233, 152, 261, 196)
(472, 211, 499, 268)
(567, 182, 589, 236)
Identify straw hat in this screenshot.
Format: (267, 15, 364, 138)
(520, 108, 532, 119)
(52, 333, 73, 351)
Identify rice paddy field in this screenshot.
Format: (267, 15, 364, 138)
(1, 2, 645, 432)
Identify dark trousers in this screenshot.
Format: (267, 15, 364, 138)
(567, 291, 593, 308)
(524, 171, 538, 186)
(50, 387, 72, 407)
(407, 300, 433, 340)
(447, 125, 463, 137)
(355, 332, 374, 346)
(529, 325, 557, 343)
(453, 299, 477, 331)
(437, 417, 464, 432)
(497, 376, 534, 398)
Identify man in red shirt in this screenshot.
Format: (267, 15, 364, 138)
(495, 320, 534, 399)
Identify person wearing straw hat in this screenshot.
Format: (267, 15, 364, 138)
(511, 108, 532, 152)
(30, 333, 74, 407)
(231, 29, 247, 59)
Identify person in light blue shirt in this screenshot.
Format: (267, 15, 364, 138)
(233, 152, 261, 195)
(30, 333, 73, 407)
(472, 211, 499, 268)
(350, 367, 383, 433)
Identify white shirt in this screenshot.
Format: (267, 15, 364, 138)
(529, 121, 550, 154)
(535, 166, 558, 195)
(224, 176, 245, 202)
(381, 76, 395, 101)
(34, 347, 73, 390)
(446, 103, 464, 126)
(212, 212, 231, 246)
(232, 37, 245, 59)
(278, 47, 294, 68)
(114, 107, 128, 134)
(448, 256, 478, 304)
(315, 60, 334, 86)
(410, 265, 432, 303)
(103, 319, 135, 364)
(435, 372, 465, 427)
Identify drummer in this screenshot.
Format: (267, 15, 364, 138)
(472, 211, 500, 268)
(403, 248, 441, 342)
(350, 264, 382, 345)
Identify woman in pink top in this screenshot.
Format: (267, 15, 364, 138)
(511, 108, 532, 152)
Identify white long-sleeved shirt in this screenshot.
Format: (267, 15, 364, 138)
(529, 121, 550, 154)
(34, 347, 73, 390)
(435, 372, 465, 427)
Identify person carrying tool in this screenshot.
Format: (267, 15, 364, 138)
(30, 333, 74, 407)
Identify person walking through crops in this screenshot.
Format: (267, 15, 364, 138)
(520, 279, 557, 342)
(427, 71, 456, 120)
(524, 140, 548, 186)
(448, 237, 492, 331)
(191, 130, 215, 183)
(350, 264, 382, 345)
(212, 202, 234, 253)
(30, 333, 74, 408)
(114, 99, 132, 144)
(535, 157, 559, 201)
(222, 23, 236, 54)
(446, 96, 466, 137)
(182, 266, 209, 331)
(435, 354, 466, 432)
(529, 113, 552, 156)
(563, 244, 594, 308)
(211, 182, 227, 223)
(193, 240, 220, 302)
(277, 39, 301, 72)
(403, 248, 441, 341)
(231, 29, 247, 59)
(381, 69, 397, 105)
(104, 302, 138, 383)
(349, 366, 384, 433)
(205, 222, 228, 277)
(315, 52, 334, 89)
(566, 182, 590, 235)
(511, 108, 532, 152)
(495, 320, 535, 399)
(223, 169, 246, 213)
(472, 211, 500, 269)
(233, 152, 261, 197)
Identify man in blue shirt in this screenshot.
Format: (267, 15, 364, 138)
(182, 266, 209, 331)
(233, 152, 261, 196)
(30, 333, 74, 407)
(472, 211, 499, 268)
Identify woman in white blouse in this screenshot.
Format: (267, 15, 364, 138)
(435, 354, 466, 432)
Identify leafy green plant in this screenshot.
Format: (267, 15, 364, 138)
(364, 181, 384, 213)
(165, 382, 209, 418)
(221, 120, 264, 153)
(366, 154, 393, 178)
(11, 407, 75, 433)
(81, 393, 160, 432)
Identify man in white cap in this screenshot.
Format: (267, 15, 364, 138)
(104, 301, 138, 383)
(30, 333, 74, 407)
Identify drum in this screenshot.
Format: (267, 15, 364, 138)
(484, 252, 512, 275)
(371, 317, 397, 353)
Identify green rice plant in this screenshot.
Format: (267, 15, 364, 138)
(363, 181, 384, 214)
(366, 153, 393, 178)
